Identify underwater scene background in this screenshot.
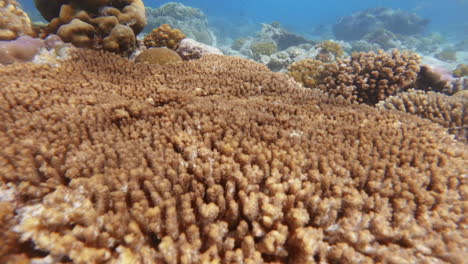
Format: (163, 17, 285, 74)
(1, 0, 467, 263)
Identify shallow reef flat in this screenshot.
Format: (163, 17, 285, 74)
(0, 49, 467, 263)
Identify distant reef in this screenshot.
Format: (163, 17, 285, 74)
(145, 2, 214, 45)
(333, 7, 429, 41)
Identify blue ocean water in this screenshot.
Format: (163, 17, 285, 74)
(141, 0, 467, 34)
(19, 0, 468, 36)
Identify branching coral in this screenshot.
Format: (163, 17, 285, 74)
(0, 50, 466, 263)
(0, 0, 33, 40)
(34, 0, 146, 55)
(143, 24, 185, 50)
(377, 89, 468, 142)
(295, 49, 420, 105)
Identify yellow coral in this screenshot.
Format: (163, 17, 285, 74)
(250, 41, 277, 59)
(318, 40, 344, 59)
(453, 64, 468, 77)
(287, 59, 323, 88)
(143, 24, 185, 50)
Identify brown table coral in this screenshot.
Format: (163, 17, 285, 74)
(34, 0, 146, 55)
(0, 50, 466, 263)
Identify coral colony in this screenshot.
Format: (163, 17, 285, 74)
(0, 0, 467, 263)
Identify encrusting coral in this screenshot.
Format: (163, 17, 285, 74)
(0, 0, 33, 40)
(143, 24, 185, 50)
(33, 0, 146, 55)
(289, 49, 420, 105)
(0, 49, 467, 263)
(377, 89, 468, 142)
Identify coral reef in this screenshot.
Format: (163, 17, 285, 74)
(0, 49, 466, 263)
(453, 64, 468, 77)
(333, 7, 429, 41)
(145, 3, 213, 45)
(143, 24, 185, 50)
(134, 47, 182, 65)
(377, 89, 467, 142)
(306, 49, 421, 105)
(250, 41, 278, 60)
(0, 0, 33, 40)
(175, 38, 222, 61)
(34, 0, 146, 55)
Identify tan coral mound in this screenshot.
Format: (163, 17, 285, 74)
(377, 89, 468, 143)
(135, 47, 182, 65)
(0, 50, 467, 263)
(0, 0, 33, 40)
(34, 0, 146, 55)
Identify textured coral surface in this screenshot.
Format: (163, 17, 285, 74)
(0, 50, 466, 263)
(377, 89, 468, 143)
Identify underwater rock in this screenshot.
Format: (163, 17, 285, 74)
(0, 0, 33, 40)
(258, 23, 315, 51)
(0, 34, 67, 65)
(416, 65, 466, 95)
(362, 28, 402, 51)
(348, 40, 380, 53)
(176, 38, 222, 61)
(145, 3, 214, 45)
(333, 7, 429, 41)
(258, 44, 318, 72)
(0, 35, 44, 64)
